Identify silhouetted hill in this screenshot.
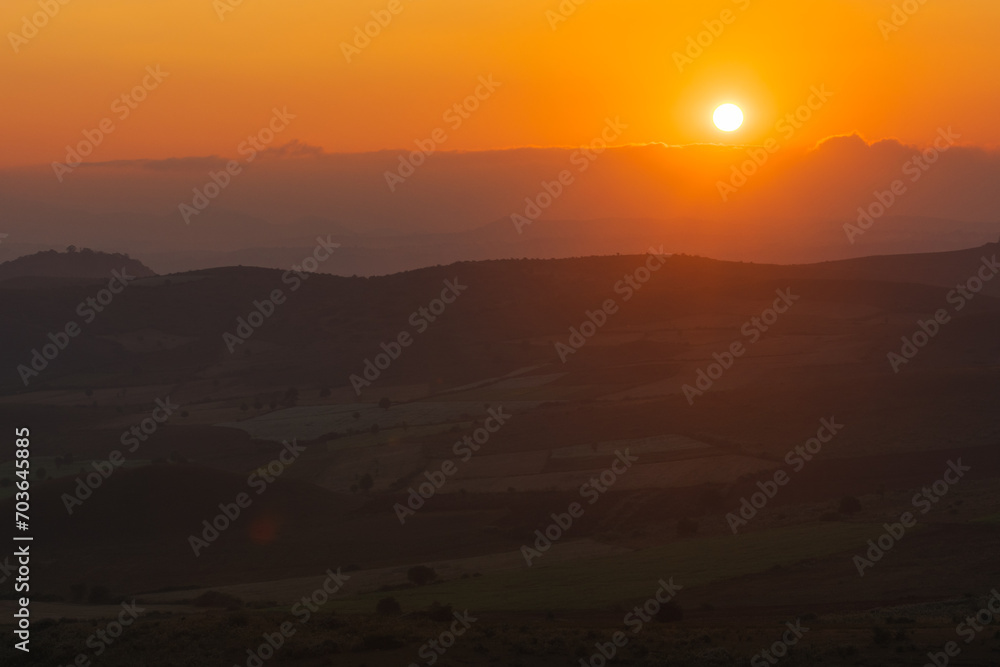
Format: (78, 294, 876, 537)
(0, 248, 155, 281)
(804, 240, 1000, 295)
(0, 243, 998, 628)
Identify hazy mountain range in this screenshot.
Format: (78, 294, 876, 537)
(2, 135, 998, 275)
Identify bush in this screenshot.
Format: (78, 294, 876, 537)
(408, 565, 438, 586)
(839, 496, 862, 515)
(376, 597, 402, 616)
(193, 591, 244, 610)
(676, 518, 699, 538)
(359, 473, 374, 492)
(88, 586, 114, 605)
(427, 602, 454, 621)
(69, 583, 87, 603)
(655, 600, 684, 623)
(364, 635, 405, 650)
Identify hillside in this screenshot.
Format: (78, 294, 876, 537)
(0, 245, 998, 667)
(0, 248, 155, 281)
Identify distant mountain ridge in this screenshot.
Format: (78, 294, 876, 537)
(0, 248, 155, 281)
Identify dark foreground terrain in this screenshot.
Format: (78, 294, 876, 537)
(1, 244, 999, 665)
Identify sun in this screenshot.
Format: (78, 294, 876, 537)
(713, 103, 744, 132)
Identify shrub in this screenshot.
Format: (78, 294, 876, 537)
(193, 591, 244, 610)
(655, 600, 684, 623)
(407, 565, 438, 586)
(69, 583, 87, 603)
(363, 635, 405, 650)
(376, 597, 402, 616)
(427, 602, 454, 621)
(88, 586, 114, 605)
(839, 496, 862, 515)
(676, 518, 699, 538)
(359, 473, 374, 492)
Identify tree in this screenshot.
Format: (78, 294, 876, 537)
(88, 586, 114, 605)
(359, 473, 373, 492)
(69, 583, 87, 602)
(839, 496, 862, 515)
(427, 602, 453, 621)
(376, 597, 402, 616)
(407, 565, 438, 586)
(676, 518, 699, 538)
(655, 600, 684, 623)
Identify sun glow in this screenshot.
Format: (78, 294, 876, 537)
(713, 104, 744, 132)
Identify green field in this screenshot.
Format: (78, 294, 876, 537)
(326, 522, 880, 613)
(0, 457, 149, 500)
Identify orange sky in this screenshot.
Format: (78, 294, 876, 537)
(3, 0, 999, 167)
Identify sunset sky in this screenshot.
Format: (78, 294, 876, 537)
(4, 0, 1000, 168)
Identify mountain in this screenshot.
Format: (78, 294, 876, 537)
(0, 248, 155, 282)
(1, 243, 997, 634)
(3, 136, 1000, 275)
